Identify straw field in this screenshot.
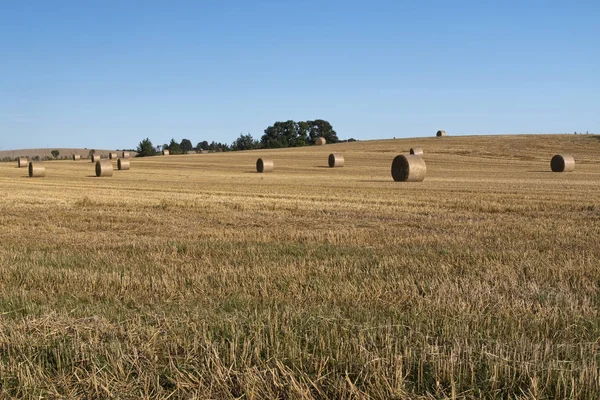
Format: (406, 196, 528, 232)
(0, 134, 599, 399)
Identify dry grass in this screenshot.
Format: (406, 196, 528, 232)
(0, 134, 599, 398)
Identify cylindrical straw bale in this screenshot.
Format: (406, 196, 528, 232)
(436, 130, 446, 137)
(256, 158, 274, 173)
(108, 152, 117, 159)
(73, 154, 81, 161)
(391, 154, 427, 182)
(91, 154, 100, 162)
(95, 160, 113, 177)
(550, 154, 575, 172)
(117, 159, 130, 170)
(163, 150, 170, 156)
(328, 153, 344, 168)
(122, 151, 130, 158)
(17, 157, 28, 168)
(410, 147, 424, 156)
(315, 137, 326, 145)
(28, 162, 45, 177)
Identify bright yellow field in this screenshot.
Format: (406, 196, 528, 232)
(0, 134, 599, 399)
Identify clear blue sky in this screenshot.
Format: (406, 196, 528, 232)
(1, 0, 598, 150)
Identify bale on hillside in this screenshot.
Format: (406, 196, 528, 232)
(550, 154, 575, 172)
(436, 130, 446, 137)
(95, 160, 113, 177)
(328, 153, 344, 168)
(117, 159, 130, 171)
(163, 150, 170, 156)
(73, 154, 81, 161)
(28, 162, 45, 177)
(410, 147, 424, 156)
(122, 151, 130, 159)
(391, 154, 427, 182)
(17, 157, 28, 168)
(315, 137, 326, 146)
(91, 154, 100, 162)
(256, 158, 274, 173)
(108, 152, 117, 159)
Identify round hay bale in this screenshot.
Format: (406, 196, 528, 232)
(108, 152, 117, 159)
(436, 130, 446, 137)
(256, 158, 274, 173)
(28, 162, 45, 177)
(95, 160, 113, 177)
(315, 137, 326, 146)
(551, 154, 575, 172)
(391, 154, 427, 182)
(117, 159, 130, 171)
(410, 147, 424, 156)
(91, 154, 100, 162)
(73, 154, 81, 161)
(17, 157, 28, 168)
(162, 149, 170, 156)
(122, 151, 130, 159)
(328, 153, 344, 168)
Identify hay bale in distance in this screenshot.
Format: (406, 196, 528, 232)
(108, 152, 117, 159)
(328, 153, 344, 168)
(410, 147, 424, 156)
(256, 158, 274, 173)
(436, 130, 446, 137)
(117, 159, 130, 171)
(162, 150, 170, 156)
(73, 154, 81, 161)
(95, 160, 113, 177)
(122, 151, 130, 159)
(28, 162, 45, 177)
(17, 157, 28, 168)
(315, 137, 326, 146)
(91, 154, 100, 162)
(551, 154, 575, 172)
(391, 154, 427, 182)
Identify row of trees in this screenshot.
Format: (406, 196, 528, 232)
(137, 138, 232, 157)
(137, 119, 344, 156)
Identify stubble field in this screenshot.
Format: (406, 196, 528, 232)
(0, 134, 599, 399)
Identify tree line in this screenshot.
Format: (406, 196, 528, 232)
(136, 119, 350, 156)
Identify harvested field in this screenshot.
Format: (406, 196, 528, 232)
(0, 134, 599, 398)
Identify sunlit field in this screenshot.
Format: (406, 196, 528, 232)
(1, 134, 599, 399)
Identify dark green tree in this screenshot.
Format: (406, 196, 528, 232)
(307, 119, 339, 144)
(261, 120, 302, 148)
(180, 138, 193, 153)
(167, 138, 182, 155)
(51, 150, 60, 159)
(136, 138, 157, 157)
(231, 133, 259, 151)
(195, 141, 209, 151)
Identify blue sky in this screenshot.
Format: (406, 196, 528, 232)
(0, 0, 598, 150)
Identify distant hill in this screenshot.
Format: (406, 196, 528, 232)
(0, 148, 137, 161)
